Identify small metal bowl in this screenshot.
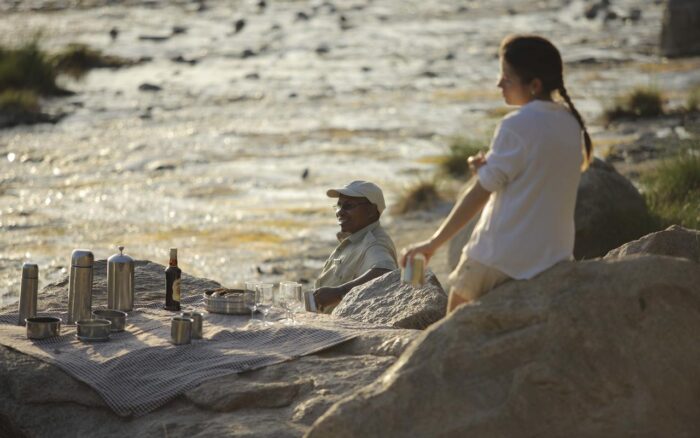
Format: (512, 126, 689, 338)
(92, 309, 127, 332)
(26, 316, 61, 340)
(204, 289, 252, 315)
(76, 319, 112, 342)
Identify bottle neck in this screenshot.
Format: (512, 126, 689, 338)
(169, 258, 178, 267)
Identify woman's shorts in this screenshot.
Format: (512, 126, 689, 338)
(447, 254, 512, 302)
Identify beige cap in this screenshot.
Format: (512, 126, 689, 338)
(327, 180, 386, 214)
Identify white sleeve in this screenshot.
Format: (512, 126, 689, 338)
(477, 124, 528, 192)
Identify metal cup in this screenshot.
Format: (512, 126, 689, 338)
(179, 311, 203, 339)
(18, 263, 39, 326)
(171, 316, 193, 345)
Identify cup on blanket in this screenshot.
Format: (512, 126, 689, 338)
(171, 315, 193, 345)
(179, 311, 203, 339)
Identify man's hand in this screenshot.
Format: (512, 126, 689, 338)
(313, 286, 345, 310)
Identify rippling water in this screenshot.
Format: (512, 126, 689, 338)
(1, 0, 690, 305)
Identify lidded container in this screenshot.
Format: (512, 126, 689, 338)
(67, 249, 94, 324)
(18, 263, 39, 326)
(107, 246, 135, 311)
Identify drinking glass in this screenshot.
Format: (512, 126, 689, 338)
(278, 281, 296, 323)
(287, 283, 304, 324)
(244, 281, 260, 325)
(256, 283, 274, 326)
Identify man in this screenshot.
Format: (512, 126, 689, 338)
(313, 180, 398, 313)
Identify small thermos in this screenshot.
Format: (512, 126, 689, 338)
(107, 246, 135, 312)
(67, 249, 94, 324)
(18, 263, 39, 326)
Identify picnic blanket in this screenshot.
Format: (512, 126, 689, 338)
(0, 293, 359, 417)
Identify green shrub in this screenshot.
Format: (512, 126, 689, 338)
(604, 87, 664, 122)
(440, 137, 485, 179)
(0, 89, 40, 113)
(643, 147, 700, 229)
(686, 85, 700, 112)
(51, 43, 135, 79)
(0, 40, 62, 95)
(392, 180, 444, 215)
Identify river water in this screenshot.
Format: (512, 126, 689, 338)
(0, 0, 695, 305)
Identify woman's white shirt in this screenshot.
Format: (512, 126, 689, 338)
(465, 100, 583, 279)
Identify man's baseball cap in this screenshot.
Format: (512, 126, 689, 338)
(327, 180, 386, 215)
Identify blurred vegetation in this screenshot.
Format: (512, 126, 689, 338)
(0, 89, 40, 113)
(1, 39, 136, 127)
(392, 179, 445, 215)
(686, 84, 700, 112)
(642, 143, 700, 229)
(439, 137, 485, 179)
(603, 87, 664, 123)
(51, 43, 135, 79)
(0, 40, 64, 95)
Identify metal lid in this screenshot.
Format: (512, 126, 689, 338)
(22, 263, 39, 278)
(108, 245, 133, 265)
(169, 248, 178, 259)
(71, 249, 94, 267)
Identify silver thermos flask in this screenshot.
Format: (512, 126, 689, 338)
(107, 246, 135, 311)
(18, 263, 39, 326)
(67, 249, 94, 324)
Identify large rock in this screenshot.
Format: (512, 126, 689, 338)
(574, 158, 654, 259)
(660, 0, 700, 57)
(307, 253, 700, 437)
(331, 269, 447, 330)
(447, 158, 654, 270)
(0, 261, 420, 438)
(605, 225, 700, 262)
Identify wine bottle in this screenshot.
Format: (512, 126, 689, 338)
(164, 248, 182, 311)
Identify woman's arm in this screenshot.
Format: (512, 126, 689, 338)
(401, 179, 491, 266)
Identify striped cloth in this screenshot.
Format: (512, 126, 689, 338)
(0, 293, 359, 417)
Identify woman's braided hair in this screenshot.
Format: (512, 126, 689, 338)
(499, 35, 592, 169)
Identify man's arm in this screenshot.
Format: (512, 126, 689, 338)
(314, 267, 391, 309)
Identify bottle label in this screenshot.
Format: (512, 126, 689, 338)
(173, 279, 181, 302)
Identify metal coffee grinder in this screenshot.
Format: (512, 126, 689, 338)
(107, 246, 135, 312)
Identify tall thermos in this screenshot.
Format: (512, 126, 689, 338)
(107, 246, 135, 311)
(17, 263, 39, 326)
(67, 249, 94, 324)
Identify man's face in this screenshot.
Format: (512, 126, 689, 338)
(335, 194, 377, 234)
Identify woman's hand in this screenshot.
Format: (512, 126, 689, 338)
(400, 239, 440, 268)
(467, 151, 487, 174)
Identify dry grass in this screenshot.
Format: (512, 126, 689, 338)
(0, 89, 40, 113)
(686, 85, 700, 112)
(439, 137, 486, 179)
(392, 179, 445, 215)
(603, 87, 664, 123)
(51, 43, 136, 79)
(642, 144, 700, 229)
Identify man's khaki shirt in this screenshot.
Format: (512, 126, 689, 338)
(316, 221, 398, 289)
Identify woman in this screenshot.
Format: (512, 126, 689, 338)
(402, 35, 593, 313)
